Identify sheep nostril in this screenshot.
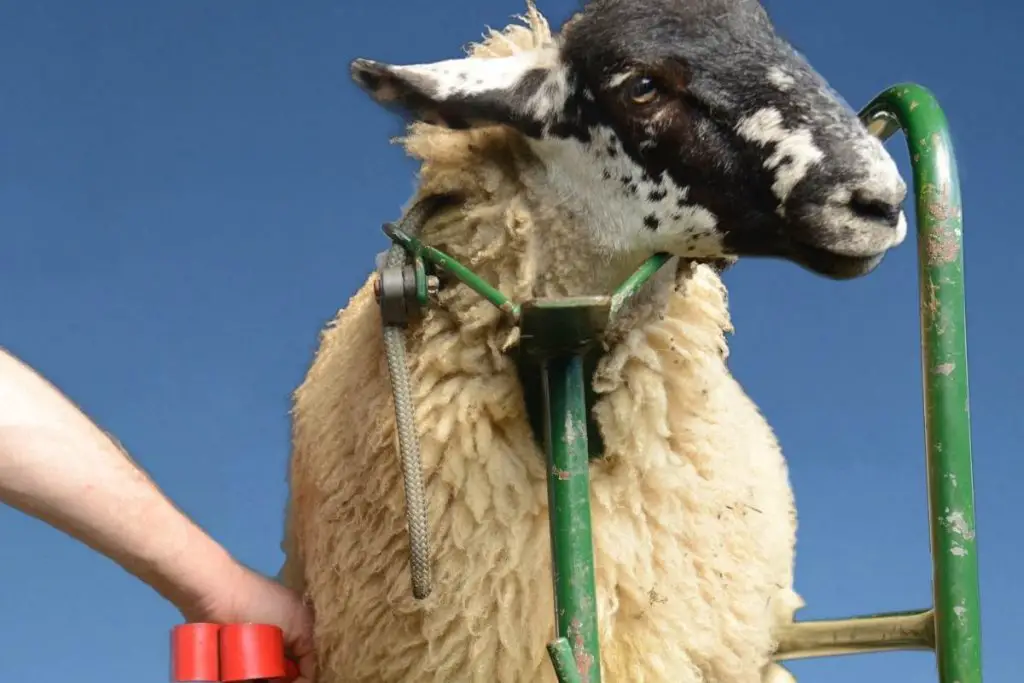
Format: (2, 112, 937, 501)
(849, 190, 901, 228)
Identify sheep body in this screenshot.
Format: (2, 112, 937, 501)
(280, 12, 802, 683)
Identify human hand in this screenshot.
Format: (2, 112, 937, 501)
(177, 565, 316, 683)
(0, 349, 316, 679)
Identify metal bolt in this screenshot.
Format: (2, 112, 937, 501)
(426, 276, 440, 296)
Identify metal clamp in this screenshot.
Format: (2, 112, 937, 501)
(374, 236, 439, 327)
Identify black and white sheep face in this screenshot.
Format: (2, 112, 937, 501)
(351, 0, 909, 280)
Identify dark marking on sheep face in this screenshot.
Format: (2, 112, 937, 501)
(350, 0, 909, 280)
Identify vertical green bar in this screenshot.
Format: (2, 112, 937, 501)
(861, 84, 982, 683)
(542, 354, 602, 683)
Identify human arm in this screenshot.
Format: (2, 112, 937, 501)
(0, 347, 315, 681)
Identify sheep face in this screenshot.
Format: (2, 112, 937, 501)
(351, 0, 908, 280)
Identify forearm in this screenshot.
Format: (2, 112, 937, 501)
(0, 348, 242, 612)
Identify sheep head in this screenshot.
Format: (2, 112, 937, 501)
(351, 0, 907, 280)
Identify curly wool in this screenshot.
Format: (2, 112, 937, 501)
(279, 6, 803, 682)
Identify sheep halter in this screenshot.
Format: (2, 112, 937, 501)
(369, 83, 982, 683)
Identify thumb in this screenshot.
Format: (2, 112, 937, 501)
(272, 656, 310, 683)
(283, 612, 315, 681)
(295, 649, 317, 682)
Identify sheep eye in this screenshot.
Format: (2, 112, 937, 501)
(627, 76, 659, 104)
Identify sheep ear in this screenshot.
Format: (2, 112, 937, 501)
(350, 49, 566, 134)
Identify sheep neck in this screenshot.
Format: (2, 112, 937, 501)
(399, 124, 692, 459)
(390, 192, 678, 462)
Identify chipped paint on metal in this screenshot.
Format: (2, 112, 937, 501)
(859, 83, 981, 683)
(552, 465, 572, 481)
(547, 638, 582, 683)
(943, 509, 976, 541)
(564, 410, 585, 449)
(927, 227, 961, 265)
(568, 617, 595, 680)
(539, 351, 602, 682)
(923, 182, 963, 266)
(954, 603, 968, 625)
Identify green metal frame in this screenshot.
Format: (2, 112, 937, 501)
(383, 82, 981, 683)
(772, 83, 982, 681)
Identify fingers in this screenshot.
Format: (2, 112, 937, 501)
(297, 652, 317, 682)
(278, 651, 314, 683)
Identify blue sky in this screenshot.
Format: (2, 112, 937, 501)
(1, 1, 1018, 681)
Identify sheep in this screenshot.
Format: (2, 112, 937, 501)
(278, 2, 908, 682)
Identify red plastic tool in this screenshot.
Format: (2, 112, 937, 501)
(171, 623, 300, 682)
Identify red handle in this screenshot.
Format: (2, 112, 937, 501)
(171, 623, 299, 682)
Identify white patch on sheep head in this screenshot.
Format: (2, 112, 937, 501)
(351, 0, 909, 280)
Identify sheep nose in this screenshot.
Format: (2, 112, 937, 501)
(848, 189, 903, 228)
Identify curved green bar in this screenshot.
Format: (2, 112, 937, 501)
(383, 224, 523, 321)
(860, 84, 982, 683)
(610, 251, 672, 318)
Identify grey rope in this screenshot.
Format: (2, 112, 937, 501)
(383, 322, 431, 598)
(380, 193, 460, 600)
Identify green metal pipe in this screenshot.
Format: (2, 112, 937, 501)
(860, 84, 982, 683)
(548, 638, 584, 683)
(609, 251, 672, 318)
(542, 353, 602, 683)
(383, 224, 522, 322)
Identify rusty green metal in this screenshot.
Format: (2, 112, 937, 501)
(859, 83, 982, 683)
(519, 298, 611, 683)
(776, 83, 982, 683)
(864, 83, 983, 683)
(542, 352, 600, 683)
(510, 262, 671, 682)
(509, 262, 672, 682)
(548, 638, 584, 683)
